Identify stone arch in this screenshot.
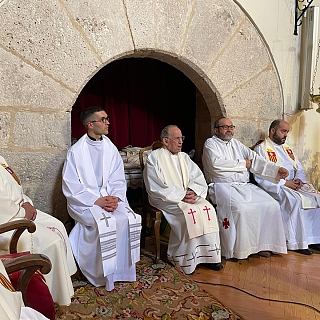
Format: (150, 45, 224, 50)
(74, 51, 225, 164)
(0, 0, 282, 220)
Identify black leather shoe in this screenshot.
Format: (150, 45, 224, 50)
(294, 249, 313, 255)
(309, 244, 320, 251)
(204, 263, 224, 271)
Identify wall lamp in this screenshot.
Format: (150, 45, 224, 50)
(295, 0, 315, 35)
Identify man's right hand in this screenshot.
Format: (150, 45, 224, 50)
(94, 196, 119, 212)
(278, 167, 289, 179)
(245, 159, 252, 169)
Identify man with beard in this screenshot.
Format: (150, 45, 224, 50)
(254, 119, 320, 255)
(202, 117, 288, 260)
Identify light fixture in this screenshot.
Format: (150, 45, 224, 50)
(310, 38, 320, 113)
(295, 0, 315, 35)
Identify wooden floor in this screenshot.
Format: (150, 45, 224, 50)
(147, 242, 320, 320)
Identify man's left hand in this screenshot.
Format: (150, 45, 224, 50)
(293, 178, 303, 189)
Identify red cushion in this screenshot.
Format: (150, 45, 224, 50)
(0, 252, 55, 320)
(9, 271, 55, 320)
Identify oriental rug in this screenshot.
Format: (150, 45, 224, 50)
(55, 254, 244, 320)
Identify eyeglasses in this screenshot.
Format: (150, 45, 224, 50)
(165, 136, 185, 142)
(215, 125, 235, 130)
(90, 117, 110, 124)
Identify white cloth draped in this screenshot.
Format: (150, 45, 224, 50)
(0, 155, 77, 306)
(144, 148, 221, 275)
(255, 139, 320, 250)
(202, 136, 287, 259)
(62, 135, 141, 291)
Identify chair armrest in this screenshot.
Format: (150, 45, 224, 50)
(0, 220, 36, 254)
(3, 253, 51, 304)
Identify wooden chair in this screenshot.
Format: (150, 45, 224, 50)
(0, 220, 52, 306)
(139, 140, 165, 263)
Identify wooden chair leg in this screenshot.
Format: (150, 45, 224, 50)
(154, 212, 162, 263)
(141, 210, 147, 249)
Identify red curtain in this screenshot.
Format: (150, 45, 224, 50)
(71, 58, 195, 152)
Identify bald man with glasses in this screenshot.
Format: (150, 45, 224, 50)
(202, 117, 288, 261)
(144, 125, 222, 275)
(62, 106, 141, 291)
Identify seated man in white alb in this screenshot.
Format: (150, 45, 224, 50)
(62, 106, 141, 291)
(144, 125, 222, 275)
(202, 117, 288, 260)
(254, 119, 320, 255)
(0, 155, 77, 306)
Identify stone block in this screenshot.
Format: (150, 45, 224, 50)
(155, 0, 194, 53)
(62, 0, 134, 61)
(232, 118, 261, 147)
(14, 112, 70, 150)
(208, 20, 270, 95)
(124, 0, 155, 49)
(223, 70, 282, 120)
(182, 0, 243, 71)
(0, 47, 75, 109)
(0, 112, 10, 149)
(0, 0, 101, 90)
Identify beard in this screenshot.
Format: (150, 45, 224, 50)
(273, 132, 286, 145)
(217, 132, 233, 141)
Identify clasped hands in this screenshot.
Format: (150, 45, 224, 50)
(182, 189, 197, 204)
(95, 196, 119, 212)
(284, 178, 303, 190)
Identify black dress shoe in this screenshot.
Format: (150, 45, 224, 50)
(294, 249, 313, 255)
(203, 263, 224, 271)
(309, 244, 320, 251)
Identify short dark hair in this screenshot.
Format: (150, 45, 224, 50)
(269, 119, 281, 134)
(80, 106, 105, 127)
(214, 117, 226, 128)
(160, 125, 178, 140)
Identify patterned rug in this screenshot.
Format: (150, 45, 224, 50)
(55, 254, 244, 320)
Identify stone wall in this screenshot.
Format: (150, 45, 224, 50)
(0, 0, 282, 224)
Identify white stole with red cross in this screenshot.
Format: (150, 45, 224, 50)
(178, 198, 218, 239)
(157, 148, 218, 239)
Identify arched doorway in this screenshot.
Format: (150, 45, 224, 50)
(71, 57, 198, 154)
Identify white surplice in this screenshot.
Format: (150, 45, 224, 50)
(0, 155, 77, 306)
(254, 139, 320, 250)
(0, 260, 49, 320)
(202, 136, 287, 259)
(62, 135, 141, 291)
(144, 148, 221, 275)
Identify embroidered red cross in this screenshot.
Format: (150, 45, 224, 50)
(188, 208, 196, 224)
(203, 206, 211, 221)
(222, 218, 230, 229)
